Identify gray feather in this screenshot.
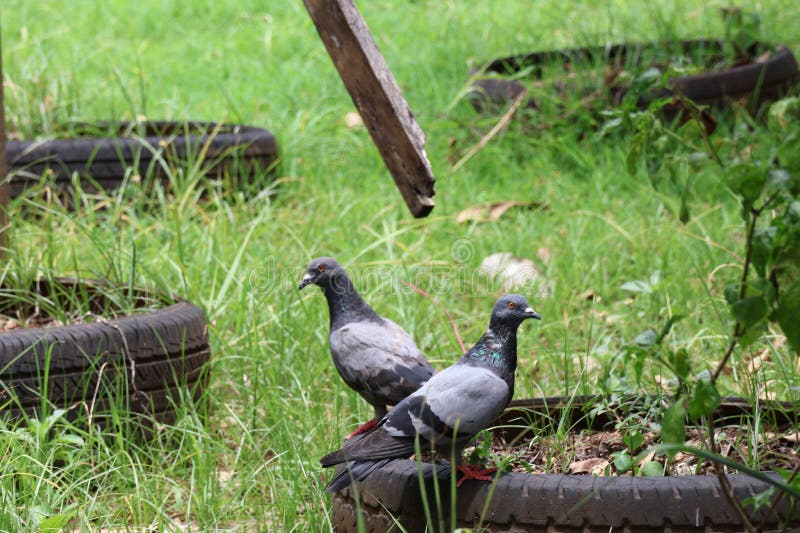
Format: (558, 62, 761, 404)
(330, 319, 433, 408)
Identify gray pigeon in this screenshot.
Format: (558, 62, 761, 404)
(299, 257, 435, 437)
(320, 294, 541, 492)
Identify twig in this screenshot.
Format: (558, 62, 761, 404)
(450, 87, 528, 174)
(400, 280, 466, 353)
(706, 417, 757, 533)
(96, 316, 145, 403)
(711, 206, 760, 383)
(87, 361, 109, 434)
(757, 459, 800, 531)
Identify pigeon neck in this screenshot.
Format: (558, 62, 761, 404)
(320, 271, 380, 330)
(464, 325, 518, 375)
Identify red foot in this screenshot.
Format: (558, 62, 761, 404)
(345, 418, 378, 440)
(456, 464, 498, 487)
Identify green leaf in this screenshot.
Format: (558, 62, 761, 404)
(661, 401, 686, 449)
(612, 451, 633, 473)
(768, 96, 800, 131)
(669, 348, 691, 381)
(622, 280, 653, 294)
(634, 329, 657, 347)
(751, 226, 776, 276)
(58, 434, 85, 447)
(774, 281, 800, 354)
(767, 168, 792, 191)
(731, 295, 768, 330)
(656, 314, 685, 344)
(623, 430, 644, 452)
(627, 137, 644, 176)
(724, 284, 739, 306)
(727, 164, 766, 212)
(688, 379, 721, 419)
(738, 319, 768, 348)
(640, 460, 664, 477)
(38, 509, 76, 532)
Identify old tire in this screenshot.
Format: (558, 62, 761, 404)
(468, 40, 800, 122)
(0, 278, 210, 426)
(329, 396, 800, 532)
(6, 121, 278, 199)
(332, 464, 793, 532)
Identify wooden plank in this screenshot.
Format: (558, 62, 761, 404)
(303, 0, 435, 218)
(0, 30, 7, 258)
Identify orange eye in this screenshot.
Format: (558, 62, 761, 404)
(507, 301, 516, 310)
(317, 265, 326, 273)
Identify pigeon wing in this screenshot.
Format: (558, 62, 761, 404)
(386, 364, 510, 444)
(320, 364, 509, 466)
(329, 319, 434, 406)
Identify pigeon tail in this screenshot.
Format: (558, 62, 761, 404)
(325, 460, 392, 493)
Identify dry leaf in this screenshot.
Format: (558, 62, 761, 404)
(568, 457, 608, 475)
(578, 289, 598, 301)
(536, 247, 552, 263)
(762, 431, 800, 443)
(478, 252, 551, 297)
(344, 111, 364, 130)
(456, 200, 546, 224)
(1, 320, 20, 332)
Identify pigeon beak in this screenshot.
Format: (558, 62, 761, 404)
(298, 273, 314, 290)
(524, 307, 542, 320)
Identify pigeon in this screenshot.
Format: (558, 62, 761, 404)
(320, 294, 541, 492)
(299, 257, 435, 438)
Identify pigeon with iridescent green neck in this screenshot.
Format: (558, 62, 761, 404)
(299, 256, 435, 438)
(320, 294, 541, 492)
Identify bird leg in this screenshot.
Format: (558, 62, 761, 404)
(344, 418, 378, 440)
(455, 464, 498, 487)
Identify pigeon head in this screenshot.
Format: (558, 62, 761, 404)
(299, 256, 344, 290)
(490, 294, 541, 331)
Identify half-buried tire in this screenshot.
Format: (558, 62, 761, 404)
(6, 121, 278, 199)
(0, 278, 210, 427)
(329, 396, 799, 532)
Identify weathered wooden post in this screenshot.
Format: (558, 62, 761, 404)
(303, 0, 436, 218)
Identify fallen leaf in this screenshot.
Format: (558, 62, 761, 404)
(536, 247, 552, 263)
(744, 336, 784, 373)
(478, 252, 552, 297)
(457, 200, 546, 224)
(343, 111, 363, 130)
(637, 450, 655, 467)
(1, 320, 20, 331)
(568, 457, 608, 475)
(578, 289, 598, 301)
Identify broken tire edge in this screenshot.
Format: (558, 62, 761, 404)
(0, 278, 211, 428)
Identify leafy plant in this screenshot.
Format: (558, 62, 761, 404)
(626, 81, 800, 529)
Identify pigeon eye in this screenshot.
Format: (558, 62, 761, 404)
(507, 301, 516, 310)
(317, 265, 326, 273)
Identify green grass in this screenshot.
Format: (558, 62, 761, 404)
(2, 0, 800, 530)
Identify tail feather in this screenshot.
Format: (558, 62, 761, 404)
(320, 429, 415, 466)
(324, 459, 391, 492)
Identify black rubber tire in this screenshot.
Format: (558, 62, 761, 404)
(333, 464, 796, 532)
(468, 40, 800, 123)
(329, 396, 800, 533)
(6, 121, 278, 199)
(0, 279, 210, 426)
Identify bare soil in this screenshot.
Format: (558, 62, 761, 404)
(486, 425, 799, 476)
